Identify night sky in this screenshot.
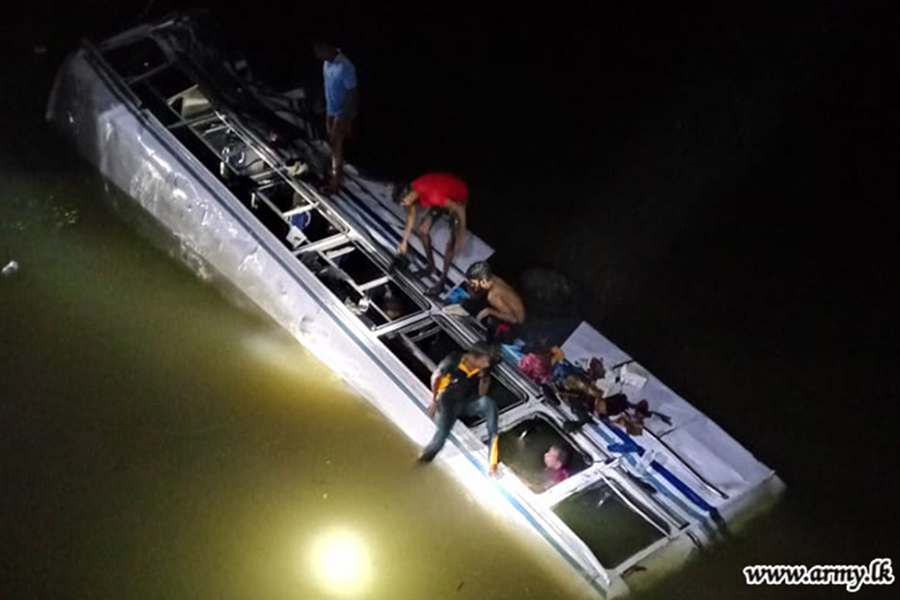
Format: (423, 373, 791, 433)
(4, 0, 900, 598)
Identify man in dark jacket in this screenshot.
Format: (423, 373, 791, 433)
(419, 342, 500, 474)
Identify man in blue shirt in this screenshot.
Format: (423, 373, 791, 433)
(313, 40, 358, 194)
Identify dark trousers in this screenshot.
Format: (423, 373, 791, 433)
(421, 395, 498, 462)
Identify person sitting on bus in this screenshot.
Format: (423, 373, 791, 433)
(465, 261, 526, 342)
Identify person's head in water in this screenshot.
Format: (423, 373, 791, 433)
(312, 39, 339, 62)
(465, 341, 497, 370)
(466, 261, 494, 291)
(543, 445, 570, 471)
(393, 182, 418, 208)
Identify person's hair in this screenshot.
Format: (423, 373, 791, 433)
(392, 181, 412, 204)
(466, 261, 493, 281)
(550, 444, 570, 466)
(468, 341, 498, 362)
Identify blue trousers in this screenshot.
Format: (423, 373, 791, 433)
(421, 395, 498, 462)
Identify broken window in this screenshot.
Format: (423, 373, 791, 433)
(300, 245, 426, 330)
(103, 39, 168, 79)
(126, 65, 202, 128)
(552, 481, 665, 568)
(382, 320, 526, 424)
(130, 80, 180, 127)
(147, 67, 196, 103)
(498, 416, 589, 492)
(194, 126, 268, 179)
(253, 182, 344, 248)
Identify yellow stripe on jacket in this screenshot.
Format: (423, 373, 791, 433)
(435, 360, 481, 396)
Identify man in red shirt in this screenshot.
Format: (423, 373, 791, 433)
(394, 173, 469, 296)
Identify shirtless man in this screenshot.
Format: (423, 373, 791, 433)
(465, 261, 526, 342)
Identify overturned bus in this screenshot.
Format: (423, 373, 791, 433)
(47, 12, 784, 598)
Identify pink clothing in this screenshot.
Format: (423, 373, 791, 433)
(519, 352, 554, 384)
(548, 466, 571, 484)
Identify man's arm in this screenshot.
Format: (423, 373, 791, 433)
(398, 204, 416, 254)
(428, 356, 453, 418)
(429, 363, 444, 397)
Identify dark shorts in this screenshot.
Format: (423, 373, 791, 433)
(422, 205, 461, 233)
(485, 317, 524, 344)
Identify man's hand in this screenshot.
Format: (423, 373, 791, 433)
(476, 307, 493, 321)
(397, 239, 408, 255)
(427, 401, 439, 419)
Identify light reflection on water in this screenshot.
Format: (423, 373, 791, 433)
(307, 527, 373, 596)
(0, 163, 591, 600)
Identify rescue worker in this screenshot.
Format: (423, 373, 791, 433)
(419, 342, 500, 474)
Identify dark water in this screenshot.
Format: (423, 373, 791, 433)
(0, 79, 590, 600)
(4, 1, 900, 599)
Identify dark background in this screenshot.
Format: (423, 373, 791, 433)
(3, 0, 900, 598)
